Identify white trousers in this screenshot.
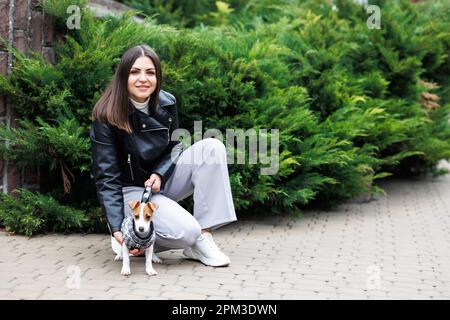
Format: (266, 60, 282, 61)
(112, 138, 237, 253)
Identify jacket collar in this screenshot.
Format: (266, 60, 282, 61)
(129, 102, 171, 131)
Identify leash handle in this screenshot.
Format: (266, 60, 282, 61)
(141, 181, 154, 203)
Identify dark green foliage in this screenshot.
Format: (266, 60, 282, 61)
(0, 189, 87, 236)
(0, 0, 449, 235)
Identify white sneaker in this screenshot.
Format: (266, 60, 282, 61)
(183, 232, 231, 267)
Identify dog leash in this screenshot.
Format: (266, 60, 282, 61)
(137, 181, 155, 241)
(141, 181, 154, 204)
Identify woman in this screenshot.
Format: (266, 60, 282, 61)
(90, 44, 237, 267)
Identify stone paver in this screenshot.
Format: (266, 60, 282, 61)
(1, 161, 450, 300)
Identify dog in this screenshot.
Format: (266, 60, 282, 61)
(114, 197, 161, 276)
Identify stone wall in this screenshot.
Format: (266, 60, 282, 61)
(0, 0, 57, 194)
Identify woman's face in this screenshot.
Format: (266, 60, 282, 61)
(127, 56, 157, 103)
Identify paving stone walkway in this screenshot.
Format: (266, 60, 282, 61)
(1, 163, 450, 300)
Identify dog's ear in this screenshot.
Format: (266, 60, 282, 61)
(148, 202, 159, 212)
(128, 200, 140, 210)
(144, 204, 152, 219)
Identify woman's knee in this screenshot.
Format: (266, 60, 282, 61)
(200, 138, 227, 164)
(202, 137, 226, 152)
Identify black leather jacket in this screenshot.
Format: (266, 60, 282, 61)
(90, 90, 183, 234)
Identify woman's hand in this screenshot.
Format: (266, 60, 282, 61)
(113, 231, 124, 245)
(144, 173, 162, 193)
(113, 231, 145, 256)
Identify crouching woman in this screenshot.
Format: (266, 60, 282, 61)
(90, 44, 237, 267)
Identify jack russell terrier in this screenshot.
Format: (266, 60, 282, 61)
(114, 185, 162, 276)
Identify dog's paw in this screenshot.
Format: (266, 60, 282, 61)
(146, 267, 158, 276)
(152, 253, 163, 264)
(114, 254, 123, 261)
(121, 266, 131, 276)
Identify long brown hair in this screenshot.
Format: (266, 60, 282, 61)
(92, 44, 162, 134)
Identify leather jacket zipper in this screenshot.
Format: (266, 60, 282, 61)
(127, 153, 134, 181)
(168, 117, 172, 142)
